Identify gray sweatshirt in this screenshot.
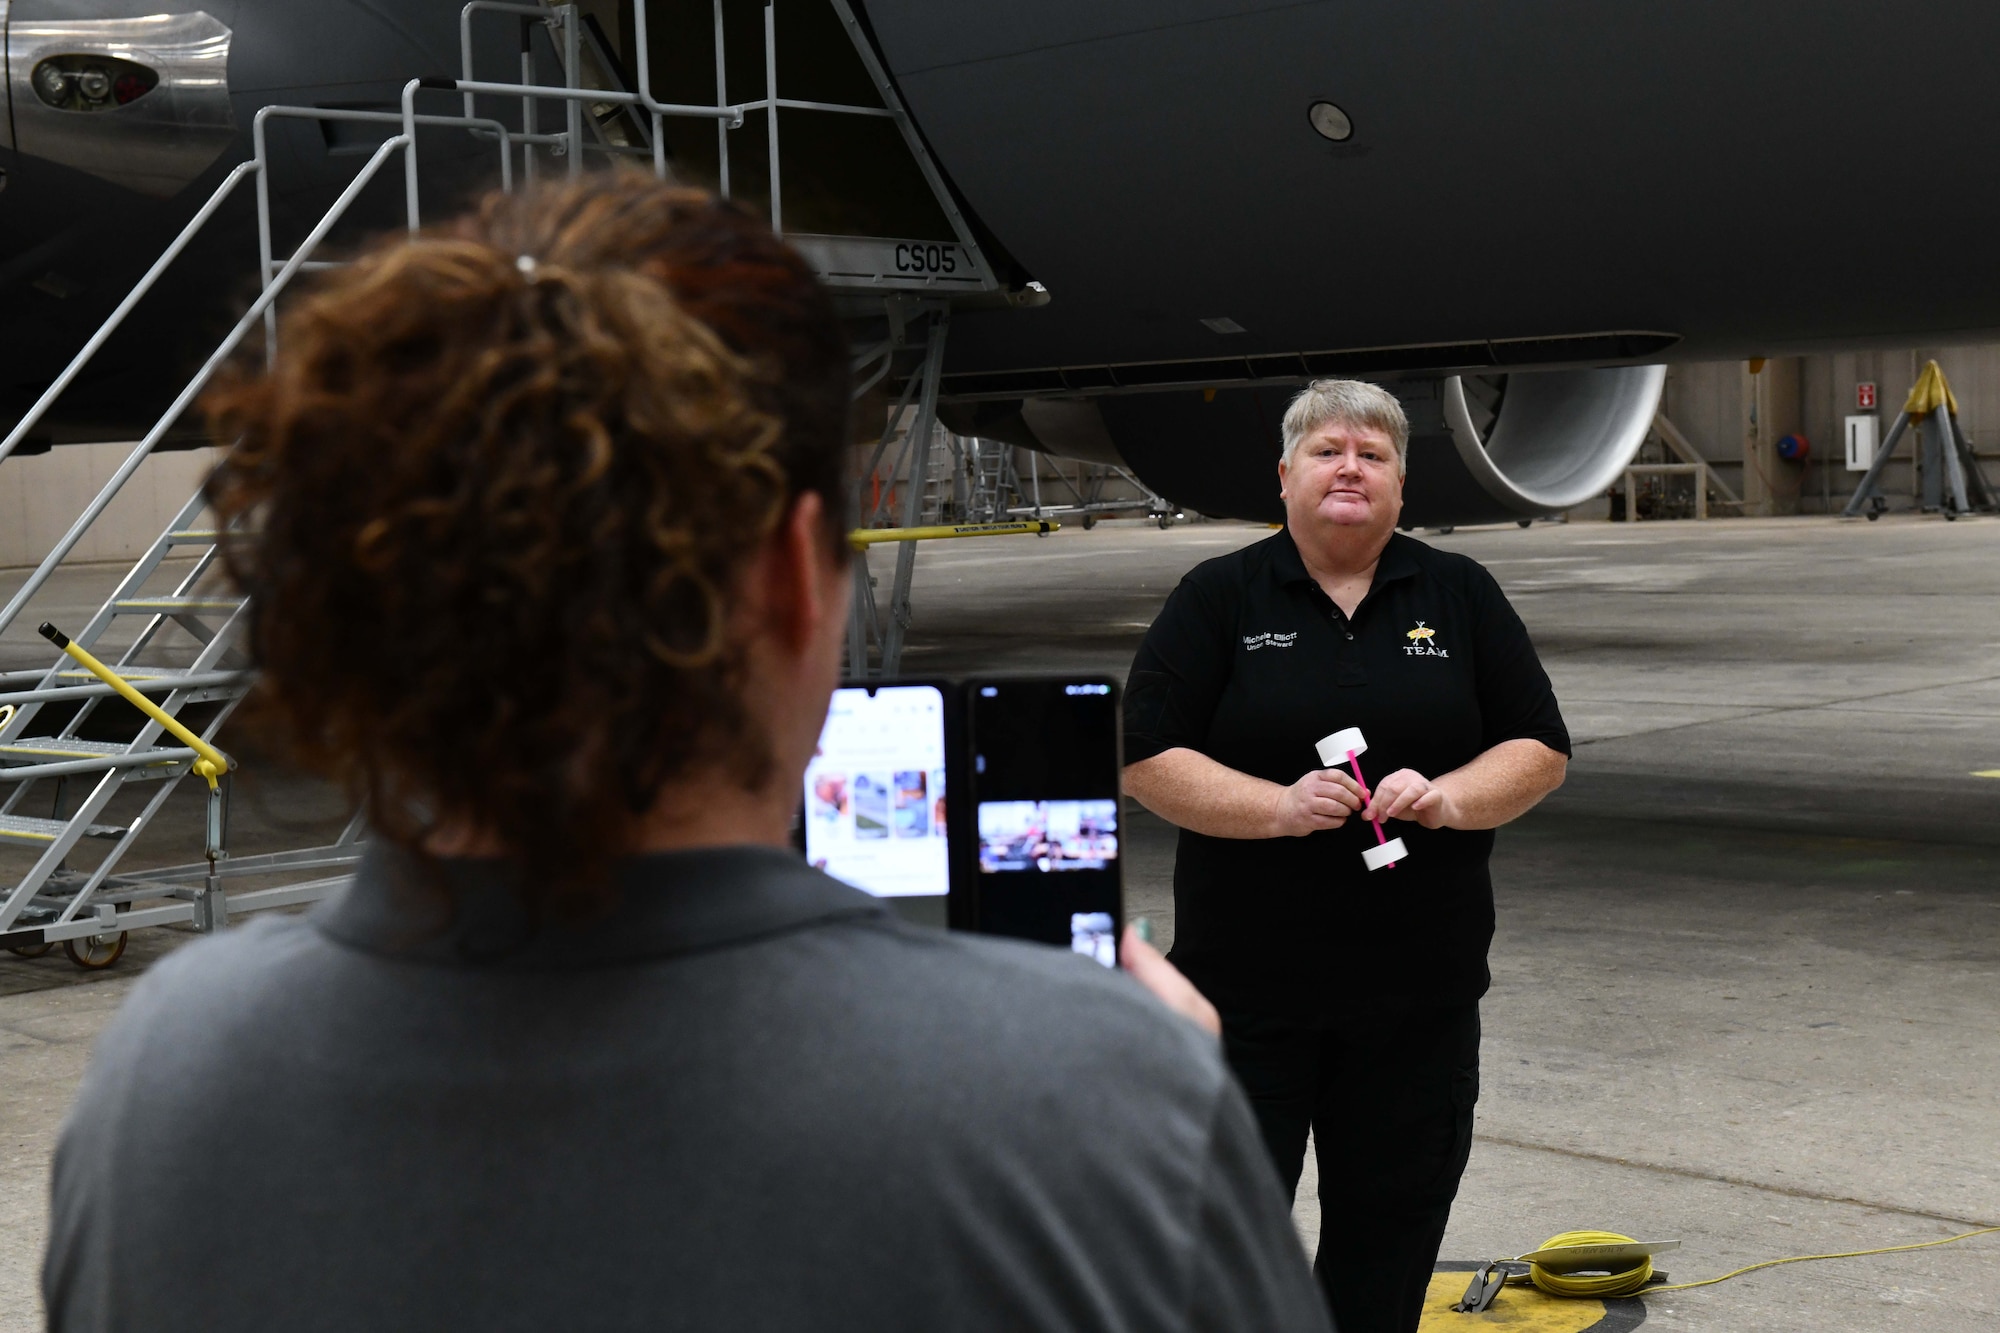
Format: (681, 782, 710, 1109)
(45, 844, 1330, 1332)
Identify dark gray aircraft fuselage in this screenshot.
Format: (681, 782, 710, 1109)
(0, 0, 504, 446)
(5, 1, 1998, 522)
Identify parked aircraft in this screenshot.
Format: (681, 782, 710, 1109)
(6, 0, 1999, 523)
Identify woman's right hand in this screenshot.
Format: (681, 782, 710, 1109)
(1121, 926, 1221, 1037)
(1269, 768, 1364, 837)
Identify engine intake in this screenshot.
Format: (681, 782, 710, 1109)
(1441, 365, 1667, 516)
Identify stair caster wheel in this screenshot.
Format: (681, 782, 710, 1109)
(1081, 513, 1097, 530)
(1517, 519, 1533, 528)
(65, 933, 127, 970)
(7, 940, 55, 959)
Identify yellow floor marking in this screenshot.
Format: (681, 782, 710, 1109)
(1972, 770, 2000, 779)
(1419, 1271, 1620, 1332)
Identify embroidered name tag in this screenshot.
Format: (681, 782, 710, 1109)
(1242, 631, 1298, 651)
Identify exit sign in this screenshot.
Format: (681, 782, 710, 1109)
(1857, 382, 1878, 410)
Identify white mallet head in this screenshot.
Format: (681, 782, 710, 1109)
(1316, 727, 1367, 768)
(1363, 837, 1408, 872)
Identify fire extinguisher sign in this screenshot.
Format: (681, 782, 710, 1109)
(1857, 382, 1878, 410)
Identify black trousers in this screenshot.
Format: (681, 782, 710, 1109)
(1221, 1002, 1480, 1333)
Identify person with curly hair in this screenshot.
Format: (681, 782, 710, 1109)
(42, 174, 1331, 1333)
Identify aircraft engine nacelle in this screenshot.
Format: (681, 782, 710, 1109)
(1437, 365, 1668, 522)
(3, 11, 236, 199)
(948, 364, 1666, 529)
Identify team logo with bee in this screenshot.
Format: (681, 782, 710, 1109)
(1404, 620, 1448, 658)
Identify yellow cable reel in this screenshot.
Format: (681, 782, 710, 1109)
(1493, 1224, 2000, 1304)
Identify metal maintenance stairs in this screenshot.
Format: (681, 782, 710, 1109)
(0, 473, 366, 958)
(0, 813, 128, 844)
(0, 110, 430, 957)
(0, 0, 614, 960)
(0, 488, 255, 943)
(0, 0, 1023, 954)
(964, 438, 1022, 523)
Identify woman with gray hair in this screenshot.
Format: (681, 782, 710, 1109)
(1121, 379, 1571, 1333)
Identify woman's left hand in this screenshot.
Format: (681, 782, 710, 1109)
(1364, 769, 1458, 829)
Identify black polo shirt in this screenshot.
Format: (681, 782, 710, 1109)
(1125, 528, 1569, 1019)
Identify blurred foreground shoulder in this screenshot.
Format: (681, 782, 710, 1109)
(862, 924, 1333, 1331)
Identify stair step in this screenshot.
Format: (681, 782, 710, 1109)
(0, 814, 126, 844)
(0, 737, 186, 763)
(0, 737, 192, 783)
(112, 597, 242, 613)
(54, 668, 190, 682)
(3, 738, 141, 760)
(164, 529, 222, 545)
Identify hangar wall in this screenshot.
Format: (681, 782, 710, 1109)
(9, 344, 2000, 569)
(0, 444, 217, 569)
(1657, 347, 2000, 515)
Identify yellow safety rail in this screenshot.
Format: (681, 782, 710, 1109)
(36, 623, 232, 790)
(849, 519, 1059, 548)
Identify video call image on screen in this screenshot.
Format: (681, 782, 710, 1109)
(977, 799, 1119, 873)
(968, 680, 1122, 965)
(803, 686, 948, 898)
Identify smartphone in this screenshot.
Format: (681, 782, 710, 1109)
(961, 676, 1123, 966)
(799, 681, 956, 926)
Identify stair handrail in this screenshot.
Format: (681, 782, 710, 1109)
(447, 0, 989, 266)
(0, 132, 411, 641)
(39, 622, 231, 787)
(0, 97, 519, 644)
(0, 159, 263, 470)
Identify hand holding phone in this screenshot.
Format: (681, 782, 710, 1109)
(1119, 924, 1220, 1036)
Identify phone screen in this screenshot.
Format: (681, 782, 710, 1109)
(964, 677, 1123, 966)
(802, 684, 950, 901)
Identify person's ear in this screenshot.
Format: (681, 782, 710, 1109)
(1277, 457, 1290, 501)
(763, 491, 841, 655)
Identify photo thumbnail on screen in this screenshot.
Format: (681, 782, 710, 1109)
(1071, 912, 1117, 967)
(977, 799, 1119, 874)
(802, 686, 949, 898)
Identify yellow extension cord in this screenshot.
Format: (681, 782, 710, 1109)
(1513, 1225, 2000, 1300)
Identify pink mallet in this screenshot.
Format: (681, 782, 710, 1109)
(1314, 727, 1408, 871)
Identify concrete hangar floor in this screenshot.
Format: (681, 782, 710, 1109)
(2, 512, 1998, 1331)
